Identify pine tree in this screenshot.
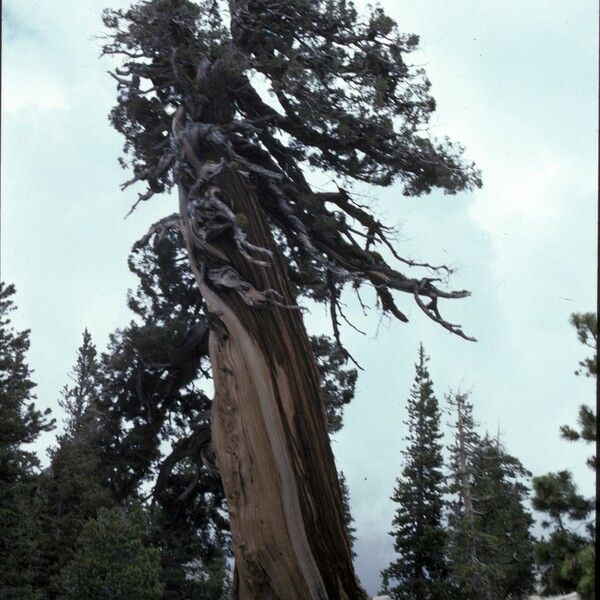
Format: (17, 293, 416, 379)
(532, 470, 593, 595)
(57, 329, 103, 440)
(102, 0, 480, 592)
(30, 246, 232, 599)
(561, 545, 595, 600)
(381, 344, 448, 600)
(560, 312, 597, 470)
(532, 312, 596, 597)
(446, 392, 492, 599)
(311, 336, 358, 435)
(0, 282, 54, 599)
(446, 393, 534, 600)
(93, 232, 232, 597)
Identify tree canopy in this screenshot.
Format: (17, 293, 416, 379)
(102, 0, 481, 353)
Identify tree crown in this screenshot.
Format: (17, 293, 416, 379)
(103, 0, 481, 350)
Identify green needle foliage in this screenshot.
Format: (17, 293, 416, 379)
(0, 283, 55, 600)
(532, 471, 593, 596)
(56, 505, 164, 600)
(560, 312, 597, 470)
(446, 392, 534, 600)
(101, 0, 481, 354)
(338, 471, 357, 559)
(467, 438, 534, 599)
(381, 344, 448, 600)
(36, 330, 116, 597)
(532, 312, 596, 597)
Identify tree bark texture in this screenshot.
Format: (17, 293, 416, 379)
(179, 170, 367, 599)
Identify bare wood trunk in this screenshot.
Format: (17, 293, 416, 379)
(179, 170, 367, 599)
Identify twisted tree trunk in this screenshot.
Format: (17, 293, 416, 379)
(179, 169, 366, 599)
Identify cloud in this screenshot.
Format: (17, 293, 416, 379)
(2, 71, 69, 112)
(470, 154, 566, 234)
(2, 5, 70, 113)
(1, 5, 43, 42)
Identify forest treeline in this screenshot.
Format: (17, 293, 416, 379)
(0, 231, 595, 599)
(380, 340, 596, 600)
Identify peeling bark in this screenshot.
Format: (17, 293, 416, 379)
(179, 171, 366, 598)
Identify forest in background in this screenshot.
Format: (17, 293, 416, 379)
(1, 252, 595, 598)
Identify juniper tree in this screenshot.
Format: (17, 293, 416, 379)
(446, 393, 535, 600)
(102, 1, 480, 594)
(97, 229, 355, 597)
(98, 227, 355, 500)
(0, 283, 54, 599)
(381, 345, 448, 600)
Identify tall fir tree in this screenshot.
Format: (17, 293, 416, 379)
(446, 392, 535, 600)
(32, 311, 232, 598)
(0, 283, 55, 599)
(381, 344, 448, 600)
(35, 330, 116, 598)
(445, 392, 485, 598)
(468, 437, 534, 598)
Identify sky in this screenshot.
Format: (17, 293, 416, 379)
(1, 0, 597, 595)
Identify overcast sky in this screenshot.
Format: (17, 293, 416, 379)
(1, 1, 597, 594)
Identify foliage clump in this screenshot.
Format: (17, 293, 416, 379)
(102, 0, 481, 350)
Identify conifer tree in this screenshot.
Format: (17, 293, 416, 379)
(0, 283, 54, 599)
(445, 392, 486, 597)
(560, 312, 597, 470)
(56, 505, 164, 600)
(36, 330, 116, 597)
(468, 437, 534, 598)
(381, 344, 448, 600)
(532, 470, 593, 596)
(92, 232, 231, 597)
(102, 0, 480, 592)
(339, 471, 357, 559)
(532, 312, 596, 597)
(446, 393, 535, 600)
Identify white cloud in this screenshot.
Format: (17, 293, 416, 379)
(470, 154, 567, 234)
(2, 71, 69, 112)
